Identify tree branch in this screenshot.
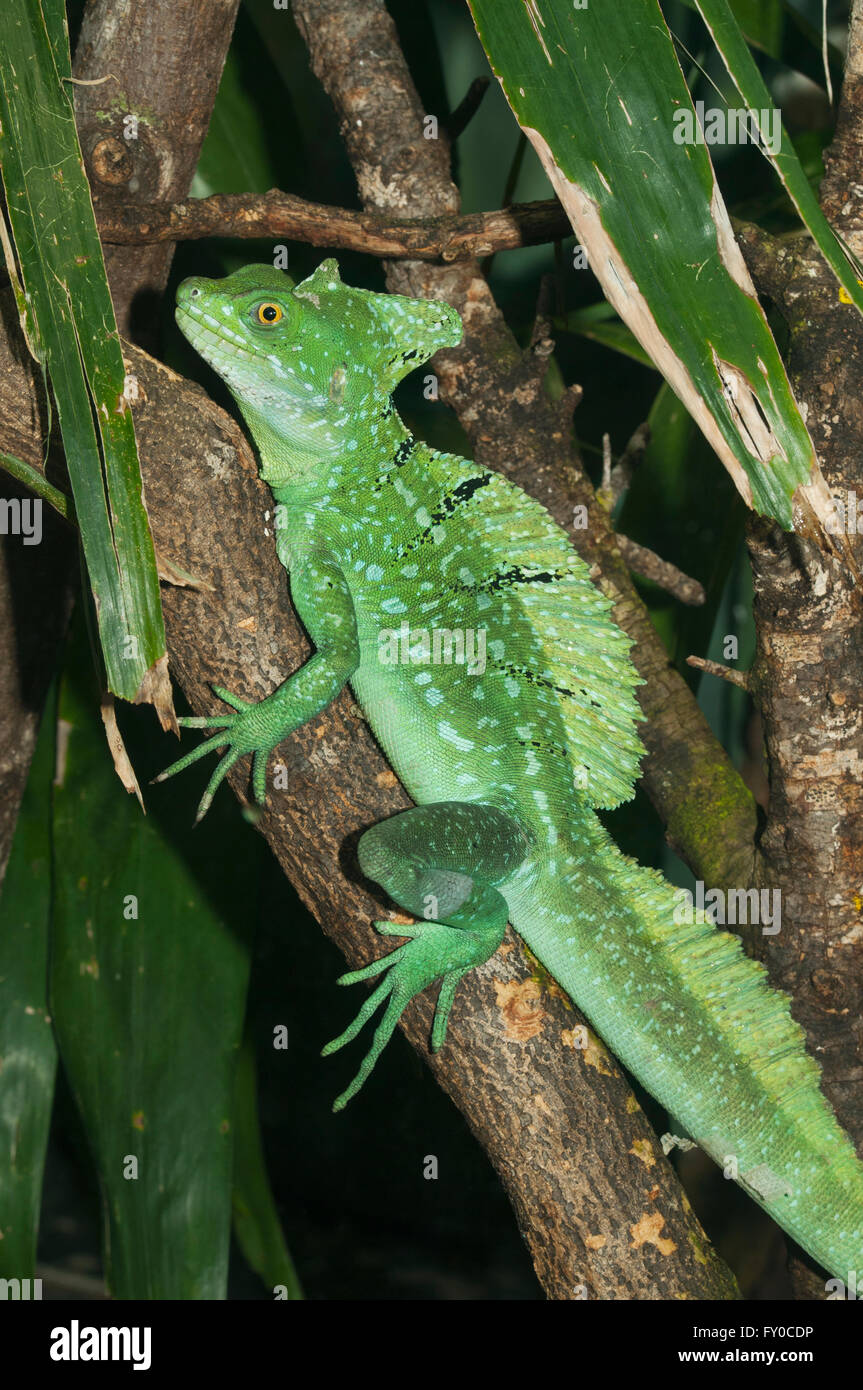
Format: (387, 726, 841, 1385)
(615, 535, 706, 606)
(94, 189, 572, 261)
(732, 0, 863, 1296)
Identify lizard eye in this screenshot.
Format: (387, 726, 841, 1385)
(254, 302, 283, 326)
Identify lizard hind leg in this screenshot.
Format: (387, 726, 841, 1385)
(323, 801, 530, 1111)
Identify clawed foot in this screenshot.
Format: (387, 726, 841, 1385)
(154, 684, 275, 821)
(322, 917, 487, 1111)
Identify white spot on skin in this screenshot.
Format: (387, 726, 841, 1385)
(437, 721, 474, 751)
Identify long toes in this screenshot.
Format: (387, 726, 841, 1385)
(252, 750, 269, 806)
(194, 750, 243, 823)
(154, 734, 230, 784)
(211, 684, 250, 712)
(322, 975, 394, 1056)
(331, 993, 405, 1112)
(430, 970, 463, 1052)
(334, 943, 410, 987)
(177, 715, 234, 729)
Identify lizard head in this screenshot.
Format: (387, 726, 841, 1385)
(176, 259, 462, 484)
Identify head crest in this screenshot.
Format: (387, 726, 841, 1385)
(294, 259, 463, 389)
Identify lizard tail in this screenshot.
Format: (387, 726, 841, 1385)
(509, 809, 863, 1285)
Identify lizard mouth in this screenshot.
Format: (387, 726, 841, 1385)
(176, 299, 255, 366)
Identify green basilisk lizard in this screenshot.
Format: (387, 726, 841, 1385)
(159, 258, 863, 1284)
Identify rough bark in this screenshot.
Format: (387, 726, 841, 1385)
(727, 123, 863, 1297)
(715, 3, 863, 1295)
(93, 190, 572, 260)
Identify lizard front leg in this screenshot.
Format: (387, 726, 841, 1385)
(157, 549, 359, 820)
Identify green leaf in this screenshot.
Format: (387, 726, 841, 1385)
(557, 303, 656, 368)
(724, 0, 783, 55)
(468, 0, 838, 537)
(0, 0, 167, 704)
(680, 0, 783, 60)
(192, 46, 278, 198)
(231, 1035, 303, 1300)
(678, 0, 844, 91)
(0, 687, 58, 1277)
(50, 624, 256, 1298)
(694, 0, 863, 313)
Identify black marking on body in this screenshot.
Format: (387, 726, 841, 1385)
(399, 473, 494, 555)
(498, 661, 603, 709)
(410, 560, 573, 614)
(429, 474, 494, 522)
(474, 563, 561, 592)
(392, 438, 415, 468)
(516, 735, 570, 757)
(368, 436, 419, 499)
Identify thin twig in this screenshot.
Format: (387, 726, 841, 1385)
(617, 535, 706, 606)
(601, 432, 613, 494)
(597, 422, 650, 514)
(611, 421, 650, 503)
(443, 76, 490, 139)
(686, 655, 750, 689)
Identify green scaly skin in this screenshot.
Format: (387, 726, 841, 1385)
(160, 258, 863, 1284)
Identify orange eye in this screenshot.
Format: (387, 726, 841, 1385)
(255, 302, 283, 325)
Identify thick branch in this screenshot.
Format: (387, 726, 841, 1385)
(732, 4, 863, 1292)
(818, 0, 863, 240)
